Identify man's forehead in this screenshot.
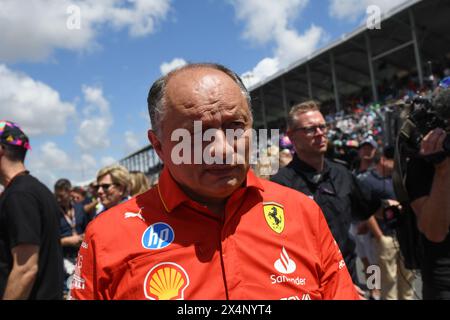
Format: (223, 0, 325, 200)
(165, 67, 248, 117)
(167, 67, 238, 97)
(296, 110, 325, 123)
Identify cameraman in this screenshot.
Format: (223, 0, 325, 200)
(405, 77, 450, 300)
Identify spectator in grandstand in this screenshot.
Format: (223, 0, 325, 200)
(0, 120, 63, 299)
(359, 146, 415, 300)
(271, 101, 387, 296)
(70, 63, 360, 300)
(279, 134, 294, 167)
(94, 164, 131, 216)
(279, 148, 293, 168)
(354, 138, 378, 175)
(130, 170, 150, 197)
(54, 178, 90, 298)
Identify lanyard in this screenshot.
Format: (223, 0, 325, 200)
(62, 206, 77, 235)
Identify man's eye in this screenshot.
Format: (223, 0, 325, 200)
(227, 122, 245, 129)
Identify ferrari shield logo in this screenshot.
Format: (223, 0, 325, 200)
(263, 203, 285, 234)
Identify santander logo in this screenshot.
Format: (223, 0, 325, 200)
(274, 247, 296, 274)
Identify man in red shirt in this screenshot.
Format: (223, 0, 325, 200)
(70, 63, 359, 300)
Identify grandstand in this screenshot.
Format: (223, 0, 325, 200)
(119, 144, 163, 179)
(249, 0, 450, 130)
(120, 0, 450, 177)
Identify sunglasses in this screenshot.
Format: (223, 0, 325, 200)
(292, 124, 328, 136)
(94, 183, 117, 191)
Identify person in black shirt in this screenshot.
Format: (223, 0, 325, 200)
(405, 79, 450, 299)
(271, 101, 384, 296)
(0, 120, 63, 300)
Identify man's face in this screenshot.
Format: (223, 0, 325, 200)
(148, 68, 253, 202)
(55, 188, 71, 207)
(97, 174, 125, 209)
(359, 144, 376, 161)
(288, 110, 328, 158)
(71, 191, 84, 203)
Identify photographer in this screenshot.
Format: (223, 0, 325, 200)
(359, 146, 415, 300)
(404, 77, 450, 299)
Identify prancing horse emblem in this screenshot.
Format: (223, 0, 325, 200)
(263, 203, 285, 234)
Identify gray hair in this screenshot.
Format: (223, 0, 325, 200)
(147, 63, 252, 138)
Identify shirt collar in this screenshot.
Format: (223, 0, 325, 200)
(291, 153, 330, 171)
(157, 167, 264, 213)
(290, 154, 330, 183)
(370, 168, 390, 180)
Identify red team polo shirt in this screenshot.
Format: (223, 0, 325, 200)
(70, 168, 359, 300)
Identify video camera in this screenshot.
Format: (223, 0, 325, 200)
(399, 92, 450, 162)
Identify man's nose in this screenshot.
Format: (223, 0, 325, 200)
(204, 129, 234, 164)
(314, 127, 326, 136)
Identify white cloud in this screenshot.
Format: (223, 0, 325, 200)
(81, 153, 97, 170)
(274, 25, 323, 65)
(125, 130, 141, 152)
(75, 85, 112, 151)
(33, 142, 72, 171)
(0, 64, 75, 136)
(328, 0, 410, 22)
(26, 142, 76, 190)
(27, 142, 99, 188)
(82, 85, 109, 115)
(101, 156, 117, 167)
(241, 58, 279, 88)
(230, 0, 324, 88)
(76, 117, 112, 150)
(0, 0, 172, 62)
(230, 0, 309, 45)
(160, 58, 187, 75)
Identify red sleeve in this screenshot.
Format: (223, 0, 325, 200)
(317, 207, 360, 300)
(69, 225, 102, 300)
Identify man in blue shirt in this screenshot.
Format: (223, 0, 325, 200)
(54, 178, 89, 298)
(359, 146, 415, 299)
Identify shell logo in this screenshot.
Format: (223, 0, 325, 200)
(143, 262, 190, 300)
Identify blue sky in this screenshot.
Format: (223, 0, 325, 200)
(0, 0, 409, 187)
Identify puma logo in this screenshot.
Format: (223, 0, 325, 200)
(124, 208, 145, 221)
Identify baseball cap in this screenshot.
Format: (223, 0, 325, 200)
(359, 138, 377, 149)
(0, 121, 31, 150)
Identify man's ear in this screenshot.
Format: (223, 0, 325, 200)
(148, 130, 164, 161)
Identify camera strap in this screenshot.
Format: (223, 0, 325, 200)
(393, 122, 412, 204)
